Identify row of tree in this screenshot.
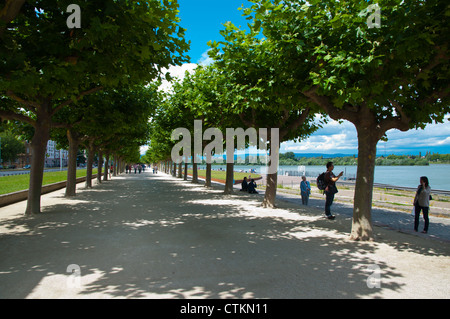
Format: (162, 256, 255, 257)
(147, 0, 449, 241)
(0, 1, 190, 214)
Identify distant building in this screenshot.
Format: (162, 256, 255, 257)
(45, 140, 68, 167)
(14, 140, 69, 168)
(16, 141, 32, 167)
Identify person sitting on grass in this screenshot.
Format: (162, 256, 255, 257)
(248, 179, 258, 194)
(240, 177, 248, 192)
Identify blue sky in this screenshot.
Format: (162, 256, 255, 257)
(156, 0, 450, 156)
(177, 0, 253, 64)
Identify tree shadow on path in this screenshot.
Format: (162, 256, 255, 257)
(0, 173, 448, 298)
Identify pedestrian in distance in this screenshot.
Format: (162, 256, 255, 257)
(324, 162, 343, 220)
(413, 176, 431, 234)
(300, 176, 311, 205)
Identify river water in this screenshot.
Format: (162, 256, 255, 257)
(199, 164, 450, 191)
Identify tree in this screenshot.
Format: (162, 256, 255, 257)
(0, 0, 189, 214)
(182, 65, 241, 190)
(0, 0, 26, 38)
(245, 0, 449, 239)
(51, 85, 158, 196)
(0, 130, 25, 163)
(209, 20, 319, 206)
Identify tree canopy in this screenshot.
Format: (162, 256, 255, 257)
(232, 0, 449, 239)
(0, 0, 189, 214)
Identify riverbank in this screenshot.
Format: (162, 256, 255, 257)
(197, 164, 450, 191)
(257, 175, 450, 219)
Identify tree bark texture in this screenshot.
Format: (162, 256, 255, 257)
(205, 163, 212, 187)
(350, 125, 379, 241)
(97, 150, 103, 184)
(224, 162, 234, 194)
(85, 141, 95, 188)
(25, 120, 50, 215)
(192, 163, 198, 183)
(65, 129, 80, 197)
(103, 152, 110, 181)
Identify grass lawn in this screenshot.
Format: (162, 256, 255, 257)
(0, 169, 98, 195)
(187, 169, 261, 181)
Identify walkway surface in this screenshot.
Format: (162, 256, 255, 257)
(0, 172, 449, 299)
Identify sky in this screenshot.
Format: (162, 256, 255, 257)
(152, 0, 450, 156)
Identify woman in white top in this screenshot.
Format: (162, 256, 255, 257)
(413, 176, 431, 233)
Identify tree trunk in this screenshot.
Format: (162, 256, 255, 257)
(103, 152, 110, 181)
(262, 140, 280, 208)
(192, 162, 198, 183)
(65, 129, 79, 197)
(184, 162, 188, 180)
(97, 149, 103, 184)
(85, 140, 95, 188)
(178, 162, 182, 178)
(350, 125, 378, 241)
(205, 163, 212, 187)
(172, 161, 177, 177)
(25, 119, 51, 215)
(113, 155, 117, 176)
(224, 162, 234, 194)
(262, 172, 278, 208)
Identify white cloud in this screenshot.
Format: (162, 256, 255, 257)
(281, 116, 450, 155)
(437, 136, 450, 146)
(198, 49, 214, 66)
(281, 119, 358, 154)
(140, 145, 149, 155)
(159, 63, 198, 93)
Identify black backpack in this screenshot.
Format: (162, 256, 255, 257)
(316, 172, 327, 190)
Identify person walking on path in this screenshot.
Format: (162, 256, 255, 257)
(413, 176, 431, 233)
(300, 176, 311, 205)
(324, 162, 343, 220)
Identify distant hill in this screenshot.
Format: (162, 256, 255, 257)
(291, 153, 357, 158)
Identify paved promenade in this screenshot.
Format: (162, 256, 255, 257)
(0, 172, 449, 298)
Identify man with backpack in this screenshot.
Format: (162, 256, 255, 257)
(318, 162, 343, 219)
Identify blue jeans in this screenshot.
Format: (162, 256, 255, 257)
(301, 192, 309, 205)
(414, 205, 429, 232)
(325, 192, 335, 216)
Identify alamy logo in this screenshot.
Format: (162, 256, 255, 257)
(361, 3, 381, 29)
(171, 120, 280, 174)
(66, 4, 81, 29)
(366, 264, 381, 289)
(66, 264, 81, 289)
